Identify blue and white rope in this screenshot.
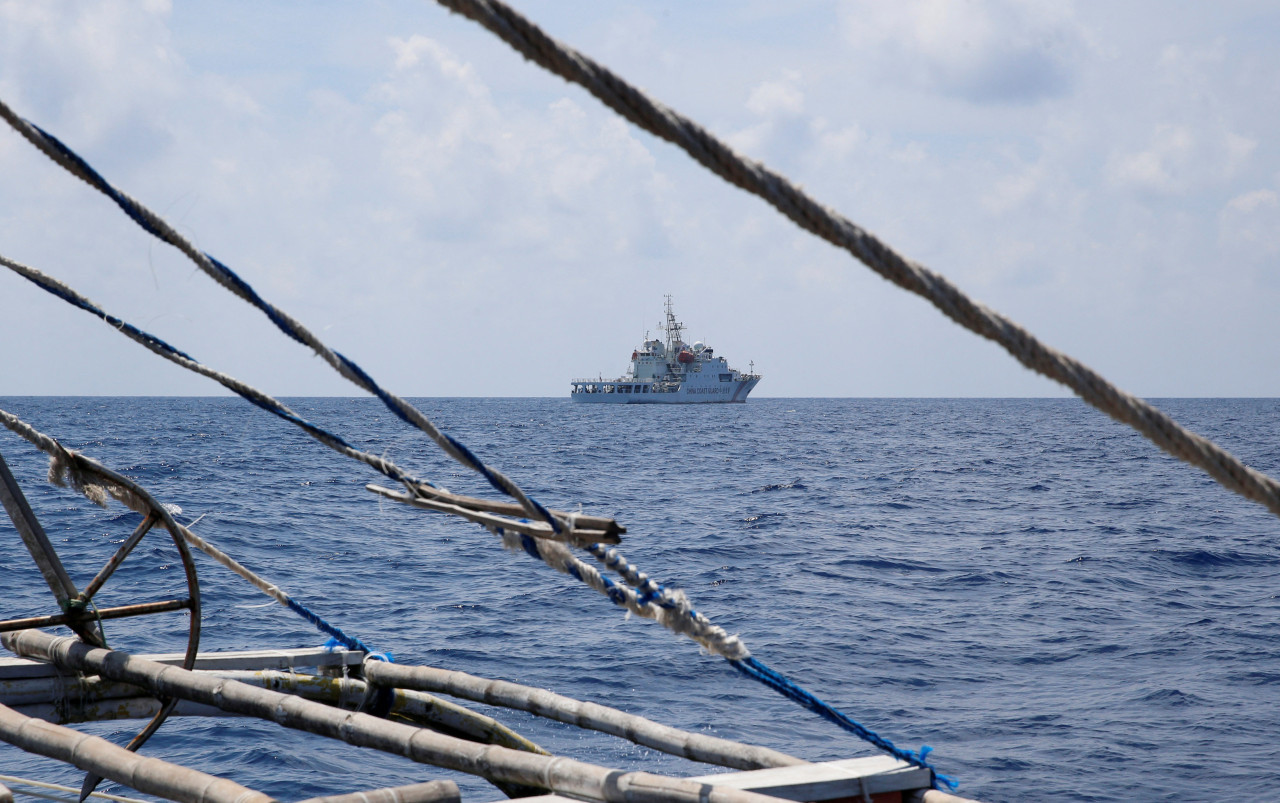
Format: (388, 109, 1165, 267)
(0, 201, 952, 787)
(0, 253, 427, 493)
(0, 81, 952, 781)
(503, 526, 952, 786)
(0, 97, 562, 536)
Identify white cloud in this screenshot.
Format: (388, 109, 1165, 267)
(1219, 189, 1280, 260)
(1107, 124, 1193, 193)
(1108, 125, 1258, 194)
(837, 0, 1087, 104)
(746, 75, 805, 117)
(3, 2, 1280, 396)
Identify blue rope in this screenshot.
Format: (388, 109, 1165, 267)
(732, 656, 956, 790)
(21, 113, 950, 787)
(284, 597, 376, 654)
(517, 534, 955, 789)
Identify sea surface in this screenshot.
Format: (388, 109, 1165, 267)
(1, 397, 1278, 803)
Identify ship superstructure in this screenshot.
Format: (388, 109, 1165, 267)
(571, 297, 761, 404)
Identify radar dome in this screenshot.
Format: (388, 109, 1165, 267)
(692, 341, 706, 353)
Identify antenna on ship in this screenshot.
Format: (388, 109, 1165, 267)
(663, 294, 683, 350)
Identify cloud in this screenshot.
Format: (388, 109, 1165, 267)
(837, 0, 1087, 104)
(1107, 125, 1258, 194)
(746, 75, 805, 117)
(1219, 189, 1280, 260)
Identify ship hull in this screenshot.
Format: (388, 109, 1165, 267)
(571, 377, 760, 404)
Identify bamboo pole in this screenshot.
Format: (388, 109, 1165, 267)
(361, 659, 805, 771)
(366, 485, 619, 546)
(0, 702, 272, 803)
(2, 669, 546, 755)
(402, 481, 625, 537)
(3, 631, 794, 803)
(295, 781, 459, 803)
(214, 670, 548, 755)
(11, 696, 231, 725)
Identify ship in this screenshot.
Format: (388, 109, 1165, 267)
(571, 297, 761, 404)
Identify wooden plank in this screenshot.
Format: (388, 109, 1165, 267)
(0, 647, 363, 680)
(687, 756, 931, 799)
(499, 758, 933, 803)
(907, 791, 986, 803)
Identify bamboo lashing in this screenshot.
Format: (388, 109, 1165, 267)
(361, 659, 804, 771)
(2, 631, 798, 803)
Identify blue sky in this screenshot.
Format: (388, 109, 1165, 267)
(2, 1, 1278, 396)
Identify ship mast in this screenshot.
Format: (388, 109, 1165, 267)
(663, 294, 684, 352)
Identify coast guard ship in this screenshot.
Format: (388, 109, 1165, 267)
(571, 297, 761, 404)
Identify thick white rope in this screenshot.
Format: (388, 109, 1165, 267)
(491, 525, 749, 660)
(432, 0, 1280, 519)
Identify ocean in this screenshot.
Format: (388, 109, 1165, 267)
(1, 397, 1278, 803)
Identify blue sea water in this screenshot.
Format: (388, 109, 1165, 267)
(1, 397, 1278, 803)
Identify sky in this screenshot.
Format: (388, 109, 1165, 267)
(2, 0, 1279, 397)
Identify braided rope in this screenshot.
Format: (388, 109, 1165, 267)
(731, 657, 954, 789)
(0, 97, 562, 535)
(498, 527, 953, 786)
(0, 408, 374, 653)
(431, 0, 1280, 520)
(491, 525, 749, 660)
(0, 252, 414, 489)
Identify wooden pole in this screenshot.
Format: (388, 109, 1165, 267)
(0, 701, 273, 803)
(3, 631, 795, 803)
(401, 481, 625, 537)
(366, 485, 619, 546)
(206, 670, 548, 755)
(296, 780, 459, 803)
(0, 599, 194, 634)
(0, 451, 104, 647)
(1, 668, 546, 756)
(361, 659, 805, 771)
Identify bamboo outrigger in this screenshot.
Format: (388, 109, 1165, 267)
(12, 2, 1270, 799)
(0, 441, 976, 803)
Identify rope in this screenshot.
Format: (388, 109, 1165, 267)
(0, 96, 563, 536)
(501, 529, 958, 787)
(0, 253, 418, 490)
(0, 774, 151, 803)
(0, 408, 374, 654)
(732, 657, 953, 789)
(493, 526, 749, 660)
(430, 0, 1280, 521)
